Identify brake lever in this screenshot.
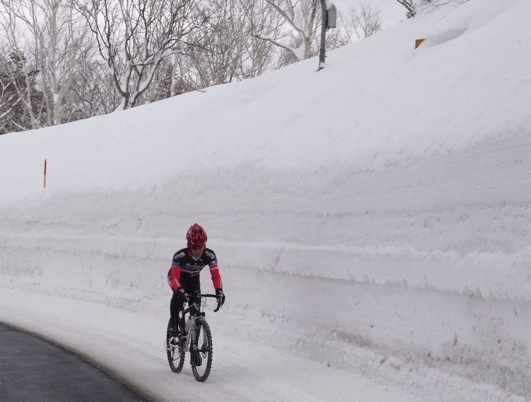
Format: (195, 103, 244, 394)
(214, 297, 222, 312)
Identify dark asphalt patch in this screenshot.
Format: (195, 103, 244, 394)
(0, 322, 148, 401)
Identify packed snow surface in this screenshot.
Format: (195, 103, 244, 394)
(1, 0, 531, 400)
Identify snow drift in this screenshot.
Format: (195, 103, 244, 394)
(1, 0, 531, 400)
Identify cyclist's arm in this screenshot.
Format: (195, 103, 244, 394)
(209, 262, 222, 290)
(167, 263, 182, 291)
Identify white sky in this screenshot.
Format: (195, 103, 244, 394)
(333, 0, 407, 26)
(1, 0, 531, 400)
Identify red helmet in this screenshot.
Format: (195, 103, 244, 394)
(186, 223, 207, 247)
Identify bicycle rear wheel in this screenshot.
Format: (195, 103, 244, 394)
(191, 318, 213, 382)
(166, 318, 185, 373)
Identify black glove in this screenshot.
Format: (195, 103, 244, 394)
(174, 287, 186, 303)
(216, 289, 225, 306)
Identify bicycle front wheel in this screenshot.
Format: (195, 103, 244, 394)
(166, 318, 185, 373)
(191, 318, 213, 382)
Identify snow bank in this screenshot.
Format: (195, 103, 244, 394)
(1, 0, 531, 400)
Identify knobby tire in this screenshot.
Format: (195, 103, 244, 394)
(166, 318, 185, 373)
(191, 318, 213, 382)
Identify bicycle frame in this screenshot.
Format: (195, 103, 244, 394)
(180, 293, 218, 352)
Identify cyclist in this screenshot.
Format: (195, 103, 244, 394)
(167, 223, 225, 335)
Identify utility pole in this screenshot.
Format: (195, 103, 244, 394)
(318, 1, 337, 71)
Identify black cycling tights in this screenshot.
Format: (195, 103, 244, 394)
(169, 275, 201, 327)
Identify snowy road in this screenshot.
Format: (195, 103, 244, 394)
(0, 289, 422, 402)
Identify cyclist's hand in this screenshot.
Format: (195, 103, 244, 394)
(216, 289, 225, 307)
(174, 287, 186, 302)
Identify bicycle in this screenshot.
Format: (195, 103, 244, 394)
(165, 291, 221, 382)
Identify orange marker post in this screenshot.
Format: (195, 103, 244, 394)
(43, 159, 47, 188)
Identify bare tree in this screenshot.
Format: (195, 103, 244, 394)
(75, 0, 207, 110)
(256, 0, 320, 62)
(62, 47, 119, 121)
(171, 0, 281, 92)
(0, 7, 41, 130)
(396, 0, 469, 18)
(177, 0, 248, 89)
(138, 0, 283, 100)
(0, 0, 90, 127)
(0, 47, 48, 134)
(396, 0, 417, 18)
(348, 4, 383, 40)
(0, 51, 24, 133)
(240, 0, 286, 71)
(251, 0, 383, 66)
(326, 4, 383, 50)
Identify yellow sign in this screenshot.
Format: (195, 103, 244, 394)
(415, 39, 426, 49)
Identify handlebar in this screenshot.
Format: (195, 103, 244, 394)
(184, 292, 222, 313)
(203, 294, 222, 312)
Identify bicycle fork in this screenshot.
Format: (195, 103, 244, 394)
(185, 316, 205, 367)
(184, 316, 196, 352)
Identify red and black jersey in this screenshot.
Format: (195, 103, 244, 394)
(167, 247, 222, 292)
